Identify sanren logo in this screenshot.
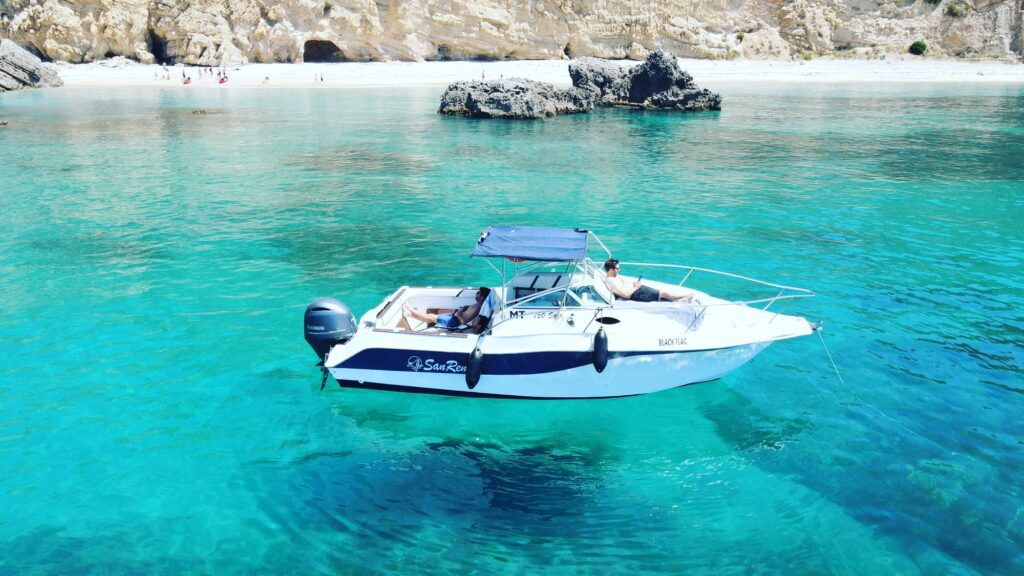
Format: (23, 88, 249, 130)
(405, 355, 466, 374)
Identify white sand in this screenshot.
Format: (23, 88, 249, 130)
(53, 56, 1024, 88)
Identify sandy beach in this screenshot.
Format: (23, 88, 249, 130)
(53, 56, 1024, 88)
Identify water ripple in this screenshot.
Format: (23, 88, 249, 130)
(0, 83, 1021, 574)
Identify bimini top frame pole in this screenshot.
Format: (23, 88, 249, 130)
(586, 231, 612, 262)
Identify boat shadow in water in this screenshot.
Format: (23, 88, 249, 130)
(249, 431, 656, 547)
(424, 438, 605, 521)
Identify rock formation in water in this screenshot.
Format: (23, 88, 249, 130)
(571, 50, 721, 111)
(0, 1, 1020, 65)
(0, 38, 62, 92)
(439, 78, 594, 119)
(440, 51, 719, 118)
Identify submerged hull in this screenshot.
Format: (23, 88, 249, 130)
(328, 341, 771, 399)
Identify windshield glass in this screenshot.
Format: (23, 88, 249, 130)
(516, 289, 581, 308)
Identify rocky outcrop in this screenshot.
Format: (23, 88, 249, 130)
(440, 52, 719, 118)
(0, 1, 1021, 65)
(0, 38, 62, 92)
(438, 78, 594, 119)
(570, 50, 721, 111)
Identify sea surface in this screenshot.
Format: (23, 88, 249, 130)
(1, 80, 1022, 575)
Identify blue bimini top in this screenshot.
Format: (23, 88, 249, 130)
(471, 226, 589, 262)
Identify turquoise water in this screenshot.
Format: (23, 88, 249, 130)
(1, 81, 1022, 574)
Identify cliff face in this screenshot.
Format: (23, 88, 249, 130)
(0, 38, 63, 91)
(0, 0, 1020, 65)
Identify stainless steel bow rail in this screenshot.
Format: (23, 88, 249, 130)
(478, 257, 815, 337)
(618, 261, 816, 311)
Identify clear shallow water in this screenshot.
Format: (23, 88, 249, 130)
(1, 82, 1022, 574)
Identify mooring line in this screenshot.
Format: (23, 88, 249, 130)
(816, 328, 925, 441)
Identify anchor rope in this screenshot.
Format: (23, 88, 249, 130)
(816, 328, 925, 441)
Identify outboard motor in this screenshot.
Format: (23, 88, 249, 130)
(304, 298, 357, 360)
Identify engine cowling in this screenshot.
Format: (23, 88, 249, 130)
(304, 298, 356, 360)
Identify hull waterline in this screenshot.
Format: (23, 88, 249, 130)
(328, 342, 772, 399)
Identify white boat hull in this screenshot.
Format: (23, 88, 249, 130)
(309, 236, 819, 400)
(328, 341, 772, 399)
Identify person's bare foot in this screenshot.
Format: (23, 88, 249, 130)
(402, 303, 412, 316)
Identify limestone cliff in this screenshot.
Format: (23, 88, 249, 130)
(0, 38, 63, 91)
(1, 0, 1020, 65)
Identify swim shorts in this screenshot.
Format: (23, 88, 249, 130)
(434, 313, 462, 328)
(629, 285, 660, 302)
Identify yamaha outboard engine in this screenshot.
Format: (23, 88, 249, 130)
(304, 298, 357, 360)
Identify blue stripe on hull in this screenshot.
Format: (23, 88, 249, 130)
(339, 346, 742, 376)
(340, 348, 591, 375)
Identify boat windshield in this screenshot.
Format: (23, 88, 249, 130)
(503, 258, 611, 309)
(516, 288, 579, 308)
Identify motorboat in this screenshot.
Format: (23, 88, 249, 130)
(303, 226, 817, 399)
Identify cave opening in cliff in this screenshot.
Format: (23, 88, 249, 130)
(303, 40, 346, 63)
(22, 42, 50, 62)
(148, 28, 170, 64)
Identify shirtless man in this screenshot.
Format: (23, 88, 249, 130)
(403, 287, 492, 331)
(604, 258, 693, 303)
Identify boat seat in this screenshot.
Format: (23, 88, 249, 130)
(406, 308, 472, 333)
(511, 273, 567, 300)
(513, 287, 537, 299)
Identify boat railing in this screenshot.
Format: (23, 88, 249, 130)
(618, 261, 815, 312)
(490, 259, 812, 310)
